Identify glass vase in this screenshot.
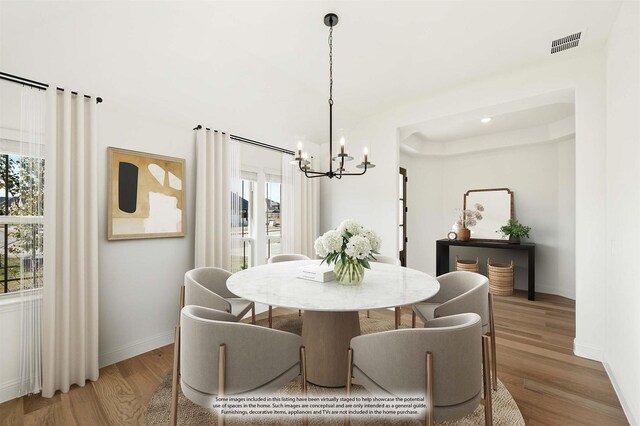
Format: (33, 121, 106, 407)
(333, 257, 365, 286)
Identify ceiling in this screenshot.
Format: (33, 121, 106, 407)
(421, 103, 575, 143)
(0, 1, 622, 146)
(401, 96, 575, 144)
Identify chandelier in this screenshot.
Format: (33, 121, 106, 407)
(293, 13, 375, 179)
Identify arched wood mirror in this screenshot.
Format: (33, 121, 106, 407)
(463, 188, 513, 241)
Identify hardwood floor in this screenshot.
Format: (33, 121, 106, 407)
(0, 291, 628, 425)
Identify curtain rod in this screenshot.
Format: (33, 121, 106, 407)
(0, 71, 103, 103)
(193, 124, 295, 155)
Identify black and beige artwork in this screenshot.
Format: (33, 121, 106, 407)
(108, 147, 185, 240)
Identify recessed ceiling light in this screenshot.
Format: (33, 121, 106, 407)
(480, 117, 492, 123)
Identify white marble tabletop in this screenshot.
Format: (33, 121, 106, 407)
(227, 260, 440, 312)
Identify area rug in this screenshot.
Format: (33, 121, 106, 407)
(145, 313, 524, 425)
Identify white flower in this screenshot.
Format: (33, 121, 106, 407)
(474, 203, 485, 212)
(314, 237, 328, 257)
(344, 235, 372, 260)
(322, 230, 343, 253)
(361, 229, 381, 252)
(337, 219, 363, 236)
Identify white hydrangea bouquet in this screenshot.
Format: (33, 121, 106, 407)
(314, 219, 381, 285)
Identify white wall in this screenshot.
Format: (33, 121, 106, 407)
(319, 121, 400, 256)
(604, 1, 640, 423)
(399, 154, 443, 270)
(97, 106, 195, 367)
(0, 299, 25, 402)
(321, 47, 607, 361)
(0, 0, 325, 402)
(401, 135, 576, 299)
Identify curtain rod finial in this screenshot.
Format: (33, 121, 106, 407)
(193, 124, 203, 131)
(96, 97, 103, 104)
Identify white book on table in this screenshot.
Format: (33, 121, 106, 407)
(297, 264, 335, 282)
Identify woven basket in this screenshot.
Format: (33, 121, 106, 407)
(488, 258, 514, 296)
(456, 256, 480, 273)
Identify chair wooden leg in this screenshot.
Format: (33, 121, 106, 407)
(482, 336, 493, 425)
(251, 305, 256, 325)
(367, 310, 370, 318)
(170, 325, 180, 426)
(218, 344, 226, 426)
(299, 309, 302, 317)
(301, 347, 308, 426)
(395, 307, 401, 329)
(178, 286, 185, 325)
(345, 348, 353, 426)
(412, 311, 417, 328)
(425, 351, 434, 426)
(488, 293, 498, 391)
(268, 306, 273, 328)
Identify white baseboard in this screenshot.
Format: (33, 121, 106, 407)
(99, 330, 175, 368)
(0, 378, 24, 404)
(603, 361, 638, 426)
(573, 339, 603, 361)
(99, 304, 271, 367)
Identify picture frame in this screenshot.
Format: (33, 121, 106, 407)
(107, 147, 186, 240)
(463, 187, 514, 241)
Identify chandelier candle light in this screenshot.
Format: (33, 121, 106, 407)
(293, 13, 375, 179)
(315, 220, 381, 286)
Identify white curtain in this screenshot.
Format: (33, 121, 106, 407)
(194, 129, 240, 270)
(229, 137, 242, 272)
(42, 89, 99, 398)
(281, 153, 320, 257)
(16, 85, 46, 395)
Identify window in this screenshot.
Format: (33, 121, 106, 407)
(0, 153, 44, 294)
(231, 179, 254, 272)
(230, 143, 285, 271)
(230, 169, 284, 272)
(265, 180, 281, 260)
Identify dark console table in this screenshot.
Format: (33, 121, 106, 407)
(436, 239, 536, 300)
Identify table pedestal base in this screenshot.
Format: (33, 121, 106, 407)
(302, 311, 361, 387)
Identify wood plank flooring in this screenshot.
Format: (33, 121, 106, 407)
(0, 291, 628, 425)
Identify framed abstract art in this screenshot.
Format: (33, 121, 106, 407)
(107, 147, 185, 240)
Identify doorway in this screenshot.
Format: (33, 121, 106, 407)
(399, 167, 407, 266)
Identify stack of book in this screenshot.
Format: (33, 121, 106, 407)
(297, 264, 335, 282)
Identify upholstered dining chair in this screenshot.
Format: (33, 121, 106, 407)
(346, 313, 492, 426)
(183, 267, 255, 324)
(171, 305, 308, 426)
(267, 253, 310, 327)
(412, 271, 498, 391)
(367, 255, 402, 328)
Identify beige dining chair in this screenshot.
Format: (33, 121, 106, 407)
(267, 253, 310, 327)
(367, 255, 402, 328)
(346, 313, 492, 425)
(412, 271, 498, 391)
(183, 267, 255, 324)
(171, 305, 308, 426)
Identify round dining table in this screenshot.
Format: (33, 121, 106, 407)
(227, 259, 440, 387)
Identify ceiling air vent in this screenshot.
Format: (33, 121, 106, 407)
(551, 32, 582, 54)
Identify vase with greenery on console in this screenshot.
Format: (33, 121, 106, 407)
(314, 220, 381, 286)
(498, 219, 531, 244)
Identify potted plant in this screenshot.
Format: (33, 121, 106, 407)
(498, 219, 531, 244)
(314, 220, 381, 285)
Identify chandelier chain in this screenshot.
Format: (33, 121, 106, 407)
(329, 25, 333, 106)
(296, 14, 373, 179)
